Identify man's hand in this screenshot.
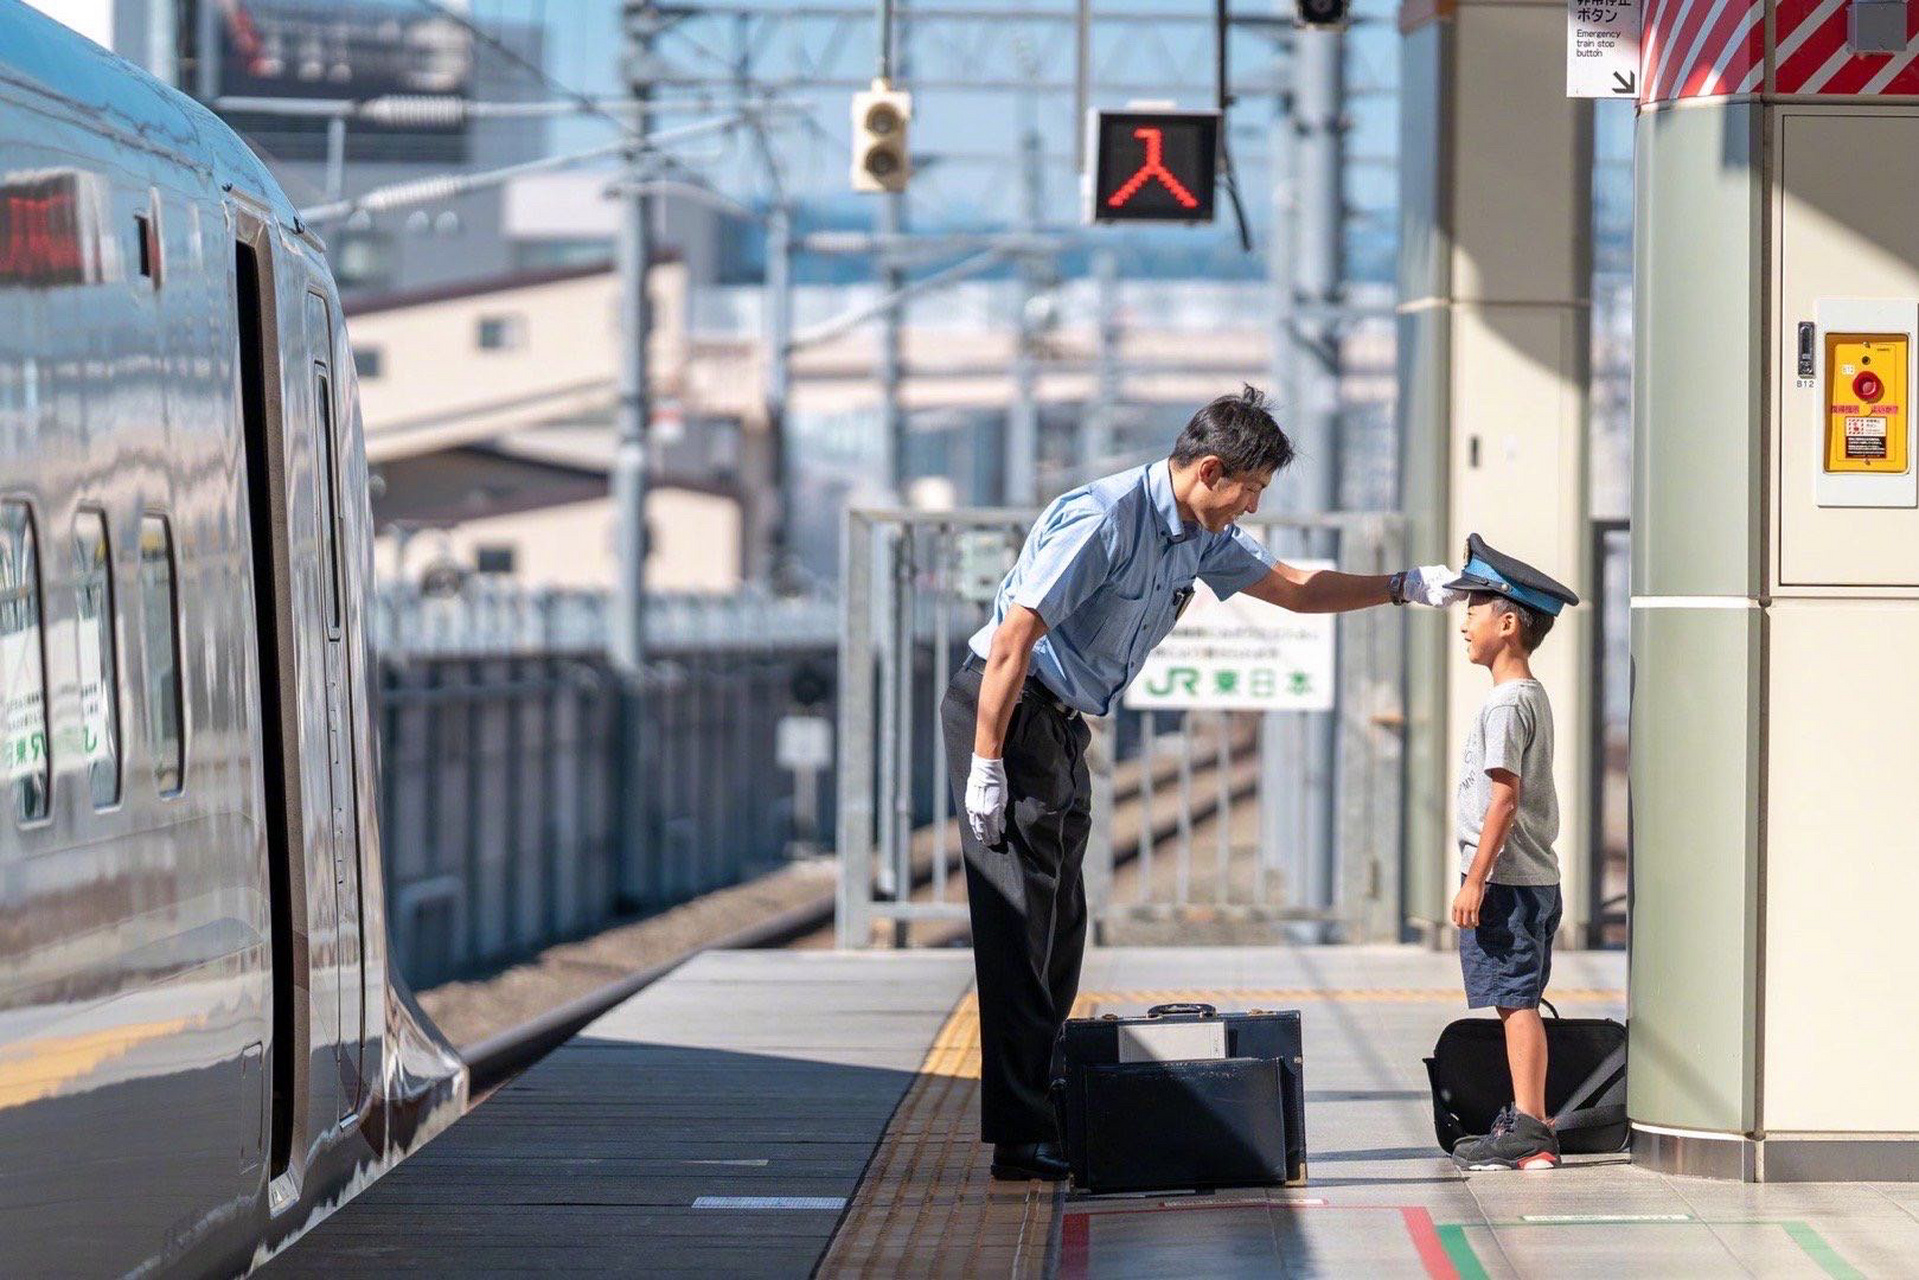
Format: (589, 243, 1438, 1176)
(1400, 564, 1468, 608)
(966, 754, 1009, 847)
(1452, 877, 1486, 929)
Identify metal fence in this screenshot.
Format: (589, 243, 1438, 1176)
(836, 507, 1408, 949)
(372, 581, 839, 657)
(374, 588, 838, 988)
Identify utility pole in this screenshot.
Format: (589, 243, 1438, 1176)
(194, 0, 217, 100)
(879, 196, 908, 497)
(1261, 38, 1301, 922)
(1083, 246, 1120, 470)
(876, 0, 910, 499)
(1293, 23, 1346, 931)
(1006, 120, 1044, 506)
(612, 1, 659, 678)
(763, 202, 795, 588)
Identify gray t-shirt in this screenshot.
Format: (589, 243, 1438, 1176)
(1455, 679, 1559, 886)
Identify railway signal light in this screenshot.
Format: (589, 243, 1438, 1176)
(1083, 108, 1220, 225)
(1295, 0, 1350, 28)
(851, 80, 913, 193)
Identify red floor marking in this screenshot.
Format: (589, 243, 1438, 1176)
(1400, 1206, 1462, 1280)
(1055, 1202, 1459, 1279)
(1058, 1210, 1089, 1280)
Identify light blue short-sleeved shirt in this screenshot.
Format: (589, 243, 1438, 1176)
(968, 459, 1277, 715)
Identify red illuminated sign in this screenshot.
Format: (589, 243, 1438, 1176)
(1086, 110, 1219, 225)
(0, 173, 94, 288)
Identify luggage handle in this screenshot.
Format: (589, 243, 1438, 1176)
(1146, 1002, 1217, 1019)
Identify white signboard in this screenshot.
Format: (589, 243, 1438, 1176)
(1123, 562, 1336, 713)
(776, 715, 833, 772)
(1567, 0, 1641, 98)
(2, 629, 46, 780)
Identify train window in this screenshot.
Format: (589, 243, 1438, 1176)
(0, 501, 50, 823)
(137, 515, 184, 796)
(315, 369, 344, 635)
(72, 511, 121, 809)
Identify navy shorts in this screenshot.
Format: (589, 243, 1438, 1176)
(1459, 879, 1562, 1009)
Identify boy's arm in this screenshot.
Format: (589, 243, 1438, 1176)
(1452, 769, 1521, 928)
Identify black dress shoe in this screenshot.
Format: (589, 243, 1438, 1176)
(989, 1141, 1068, 1181)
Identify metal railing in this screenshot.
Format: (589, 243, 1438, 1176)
(371, 580, 839, 658)
(377, 638, 838, 988)
(835, 506, 1408, 949)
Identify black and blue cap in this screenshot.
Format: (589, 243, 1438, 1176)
(1444, 533, 1579, 617)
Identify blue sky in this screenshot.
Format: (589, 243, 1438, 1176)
(472, 0, 1408, 279)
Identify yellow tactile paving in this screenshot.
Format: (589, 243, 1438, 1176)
(817, 990, 1101, 1279)
(819, 984, 1626, 1277)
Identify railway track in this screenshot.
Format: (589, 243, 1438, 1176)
(454, 730, 1259, 1095)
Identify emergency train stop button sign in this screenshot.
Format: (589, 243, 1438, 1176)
(1826, 333, 1909, 472)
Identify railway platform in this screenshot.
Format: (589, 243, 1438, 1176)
(265, 946, 1918, 1278)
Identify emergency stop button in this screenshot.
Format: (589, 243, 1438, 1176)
(1855, 369, 1885, 402)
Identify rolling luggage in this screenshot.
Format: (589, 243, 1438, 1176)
(1423, 999, 1628, 1155)
(1050, 1003, 1307, 1194)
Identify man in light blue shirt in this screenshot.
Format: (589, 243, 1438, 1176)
(940, 385, 1461, 1181)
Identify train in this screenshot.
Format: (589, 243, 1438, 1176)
(0, 5, 466, 1273)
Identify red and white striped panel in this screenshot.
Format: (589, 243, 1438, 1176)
(1639, 0, 1919, 101)
(1775, 0, 1919, 94)
(1640, 0, 1764, 102)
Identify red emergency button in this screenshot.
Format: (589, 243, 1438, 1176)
(1855, 370, 1885, 402)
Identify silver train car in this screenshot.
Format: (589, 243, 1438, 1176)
(0, 6, 466, 1274)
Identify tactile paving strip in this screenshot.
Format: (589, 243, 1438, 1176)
(816, 991, 1083, 1279)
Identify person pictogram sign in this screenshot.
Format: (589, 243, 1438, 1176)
(1085, 109, 1219, 225)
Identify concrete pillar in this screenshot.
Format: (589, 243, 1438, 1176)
(1397, 0, 1594, 939)
(1630, 0, 1919, 1181)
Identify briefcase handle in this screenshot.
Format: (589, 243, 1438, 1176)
(1147, 1002, 1217, 1019)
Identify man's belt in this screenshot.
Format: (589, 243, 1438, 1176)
(961, 654, 1079, 718)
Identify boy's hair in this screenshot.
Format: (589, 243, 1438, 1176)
(1474, 591, 1554, 652)
(1171, 384, 1296, 478)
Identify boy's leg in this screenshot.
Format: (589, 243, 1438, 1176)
(1498, 1006, 1549, 1122)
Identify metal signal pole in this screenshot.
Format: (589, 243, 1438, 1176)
(613, 1, 660, 678)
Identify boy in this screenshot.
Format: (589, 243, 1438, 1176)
(1444, 534, 1579, 1172)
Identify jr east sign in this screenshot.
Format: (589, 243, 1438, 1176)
(1122, 563, 1336, 714)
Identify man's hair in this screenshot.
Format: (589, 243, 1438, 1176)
(1474, 591, 1554, 652)
(1171, 384, 1296, 478)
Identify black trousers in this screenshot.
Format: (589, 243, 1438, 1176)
(940, 664, 1092, 1145)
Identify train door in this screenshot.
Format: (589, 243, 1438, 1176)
(234, 228, 307, 1185)
(304, 290, 367, 1117)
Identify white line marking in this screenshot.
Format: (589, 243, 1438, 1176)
(1863, 43, 1919, 93)
(1701, 4, 1764, 94)
(685, 1159, 772, 1167)
(693, 1195, 847, 1210)
(1522, 1213, 1695, 1223)
(1776, 0, 1847, 66)
(1665, 0, 1737, 99)
(1649, 0, 1711, 97)
(1799, 41, 1857, 93)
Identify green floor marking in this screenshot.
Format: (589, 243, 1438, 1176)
(1435, 1224, 1490, 1280)
(1783, 1221, 1864, 1280)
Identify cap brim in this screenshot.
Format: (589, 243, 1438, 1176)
(1445, 573, 1499, 594)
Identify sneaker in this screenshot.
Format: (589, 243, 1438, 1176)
(1452, 1110, 1560, 1171)
(1450, 1103, 1516, 1156)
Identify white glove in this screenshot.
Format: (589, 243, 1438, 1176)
(965, 754, 1009, 847)
(1403, 564, 1469, 608)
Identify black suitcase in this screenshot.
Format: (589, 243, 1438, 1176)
(1051, 1002, 1307, 1194)
(1423, 999, 1628, 1155)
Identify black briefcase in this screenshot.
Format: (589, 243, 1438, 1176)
(1423, 999, 1628, 1155)
(1051, 1003, 1307, 1194)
